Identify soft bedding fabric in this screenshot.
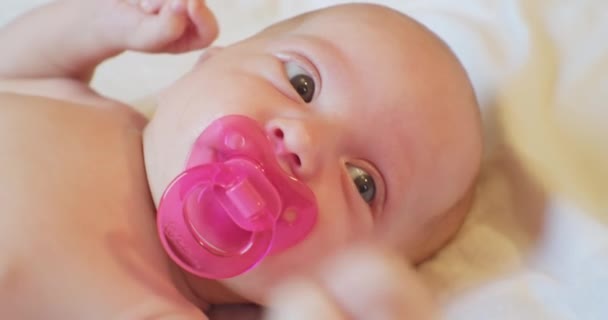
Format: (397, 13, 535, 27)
(2, 1, 606, 319)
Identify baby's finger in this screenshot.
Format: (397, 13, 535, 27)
(187, 0, 219, 46)
(320, 246, 437, 320)
(265, 280, 346, 320)
(138, 0, 163, 14)
(130, 0, 188, 51)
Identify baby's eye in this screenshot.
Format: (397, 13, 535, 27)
(347, 164, 376, 204)
(285, 61, 315, 103)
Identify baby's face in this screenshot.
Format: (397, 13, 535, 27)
(145, 4, 482, 303)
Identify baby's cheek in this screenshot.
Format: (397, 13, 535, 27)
(269, 199, 356, 272)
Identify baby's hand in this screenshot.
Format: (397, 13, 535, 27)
(96, 0, 218, 54)
(265, 246, 437, 320)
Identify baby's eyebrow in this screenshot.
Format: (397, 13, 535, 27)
(285, 34, 349, 72)
(366, 126, 415, 223)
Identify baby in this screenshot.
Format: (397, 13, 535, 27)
(0, 0, 482, 319)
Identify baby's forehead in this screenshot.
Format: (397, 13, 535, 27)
(263, 7, 447, 75)
(255, 5, 458, 147)
(261, 4, 430, 45)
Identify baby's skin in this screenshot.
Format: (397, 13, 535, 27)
(0, 1, 481, 319)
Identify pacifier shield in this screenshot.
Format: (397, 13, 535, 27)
(157, 115, 318, 279)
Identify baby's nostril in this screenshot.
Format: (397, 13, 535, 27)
(273, 128, 284, 139)
(292, 154, 302, 167)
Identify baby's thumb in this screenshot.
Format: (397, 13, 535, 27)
(187, 0, 219, 48)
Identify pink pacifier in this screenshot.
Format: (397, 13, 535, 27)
(156, 115, 318, 279)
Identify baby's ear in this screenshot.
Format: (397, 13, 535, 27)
(195, 46, 224, 66)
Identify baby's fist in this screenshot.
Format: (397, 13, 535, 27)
(265, 246, 437, 320)
(100, 0, 218, 54)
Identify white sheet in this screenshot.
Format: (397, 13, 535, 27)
(2, 1, 607, 319)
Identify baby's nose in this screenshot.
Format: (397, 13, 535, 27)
(266, 118, 321, 180)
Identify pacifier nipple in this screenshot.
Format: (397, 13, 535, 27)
(157, 115, 318, 279)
